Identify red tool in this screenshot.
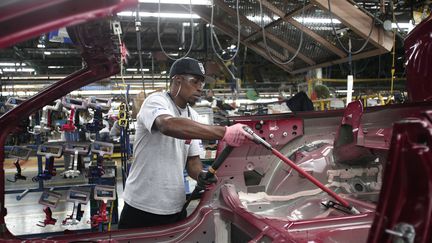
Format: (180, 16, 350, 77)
(37, 207, 57, 227)
(91, 201, 108, 227)
(243, 126, 360, 214)
(61, 106, 76, 132)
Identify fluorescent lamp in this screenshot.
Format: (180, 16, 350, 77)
(117, 11, 200, 19)
(43, 51, 52, 55)
(126, 68, 150, 72)
(293, 17, 341, 24)
(71, 90, 154, 95)
(2, 68, 35, 72)
(161, 71, 167, 74)
(0, 62, 26, 66)
(0, 91, 37, 96)
(335, 90, 354, 93)
(37, 44, 45, 48)
(392, 22, 414, 30)
(168, 53, 179, 56)
(3, 84, 48, 89)
(48, 66, 64, 69)
(182, 22, 199, 26)
(246, 15, 277, 24)
(138, 0, 211, 5)
(228, 44, 236, 50)
(0, 76, 66, 80)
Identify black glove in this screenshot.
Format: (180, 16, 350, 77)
(196, 170, 218, 189)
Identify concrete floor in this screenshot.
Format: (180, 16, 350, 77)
(4, 157, 199, 238)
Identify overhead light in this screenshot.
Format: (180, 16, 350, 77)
(43, 51, 52, 55)
(161, 71, 167, 74)
(246, 15, 278, 24)
(0, 62, 26, 67)
(117, 11, 200, 19)
(228, 44, 236, 50)
(70, 90, 153, 96)
(37, 44, 45, 48)
(2, 68, 35, 72)
(168, 53, 179, 56)
(138, 0, 211, 5)
(0, 76, 66, 80)
(0, 91, 37, 96)
(126, 68, 150, 72)
(182, 22, 199, 26)
(391, 22, 414, 30)
(335, 90, 354, 93)
(3, 84, 48, 89)
(293, 17, 341, 24)
(48, 66, 64, 69)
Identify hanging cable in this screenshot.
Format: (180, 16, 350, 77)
(157, 0, 195, 60)
(136, 6, 146, 94)
(389, 0, 406, 39)
(259, 0, 306, 64)
(210, 0, 241, 62)
(348, 39, 353, 75)
(389, 29, 397, 103)
(116, 29, 129, 104)
(327, 0, 376, 55)
(347, 0, 404, 40)
(387, 0, 400, 104)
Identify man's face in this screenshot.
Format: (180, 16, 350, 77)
(179, 74, 205, 103)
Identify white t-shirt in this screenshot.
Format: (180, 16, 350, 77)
(122, 92, 202, 215)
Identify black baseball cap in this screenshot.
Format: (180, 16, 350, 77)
(169, 57, 214, 83)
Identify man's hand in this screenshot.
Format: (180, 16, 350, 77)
(222, 123, 253, 147)
(196, 171, 218, 189)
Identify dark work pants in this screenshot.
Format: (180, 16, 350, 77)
(118, 202, 187, 229)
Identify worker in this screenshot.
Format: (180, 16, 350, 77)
(118, 57, 251, 229)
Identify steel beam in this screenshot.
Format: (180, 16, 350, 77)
(213, 0, 315, 65)
(292, 48, 387, 74)
(193, 7, 293, 73)
(312, 0, 393, 52)
(261, 0, 346, 58)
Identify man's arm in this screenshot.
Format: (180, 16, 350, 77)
(154, 114, 226, 140)
(186, 155, 203, 180)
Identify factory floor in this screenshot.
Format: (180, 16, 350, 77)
(3, 157, 200, 238)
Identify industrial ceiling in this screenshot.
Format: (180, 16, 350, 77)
(0, 0, 423, 82)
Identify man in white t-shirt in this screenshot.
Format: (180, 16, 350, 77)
(118, 57, 250, 229)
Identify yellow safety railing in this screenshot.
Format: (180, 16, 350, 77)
(312, 93, 388, 111)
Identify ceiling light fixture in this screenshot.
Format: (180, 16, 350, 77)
(228, 44, 236, 50)
(293, 17, 341, 24)
(182, 22, 199, 26)
(126, 68, 150, 72)
(2, 68, 35, 72)
(138, 0, 211, 5)
(48, 66, 64, 69)
(43, 51, 52, 55)
(0, 62, 26, 67)
(117, 11, 200, 19)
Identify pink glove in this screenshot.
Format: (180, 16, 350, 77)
(222, 123, 252, 147)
